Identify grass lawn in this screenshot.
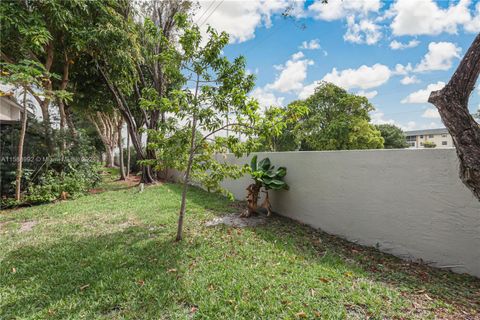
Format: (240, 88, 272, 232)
(1, 174, 479, 319)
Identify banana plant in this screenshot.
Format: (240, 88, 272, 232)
(241, 155, 288, 217)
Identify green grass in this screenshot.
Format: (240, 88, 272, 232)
(1, 178, 479, 319)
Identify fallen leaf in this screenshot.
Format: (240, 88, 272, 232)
(319, 277, 329, 283)
(424, 293, 433, 301)
(12, 267, 16, 273)
(167, 268, 177, 273)
(310, 288, 315, 296)
(296, 311, 307, 318)
(80, 284, 89, 291)
(190, 306, 198, 313)
(344, 272, 353, 277)
(314, 311, 321, 317)
(138, 280, 145, 286)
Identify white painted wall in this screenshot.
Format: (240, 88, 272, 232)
(217, 149, 480, 277)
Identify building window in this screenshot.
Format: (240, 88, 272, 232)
(420, 142, 424, 146)
(429, 135, 434, 138)
(441, 134, 447, 137)
(420, 135, 424, 138)
(442, 141, 447, 146)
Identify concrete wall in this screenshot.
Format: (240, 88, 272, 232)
(218, 149, 480, 277)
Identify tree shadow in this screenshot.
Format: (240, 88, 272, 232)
(248, 214, 480, 315)
(0, 226, 193, 319)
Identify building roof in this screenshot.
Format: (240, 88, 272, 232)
(404, 128, 449, 136)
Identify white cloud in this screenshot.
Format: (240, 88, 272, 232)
(401, 81, 445, 104)
(322, 63, 391, 90)
(401, 121, 418, 131)
(415, 42, 461, 72)
(251, 87, 284, 108)
(309, 0, 381, 21)
(291, 51, 305, 61)
(197, 0, 303, 43)
(267, 54, 314, 93)
(389, 39, 420, 50)
(465, 2, 480, 32)
(298, 81, 321, 100)
(422, 108, 440, 119)
(370, 110, 396, 125)
(344, 15, 382, 45)
(393, 63, 413, 75)
(357, 90, 378, 99)
(300, 39, 321, 50)
(389, 0, 472, 36)
(400, 75, 420, 85)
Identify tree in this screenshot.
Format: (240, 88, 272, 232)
(375, 124, 408, 149)
(255, 103, 305, 152)
(428, 34, 480, 201)
(145, 25, 297, 241)
(91, 0, 191, 183)
(87, 111, 123, 168)
(1, 60, 51, 201)
(294, 82, 384, 151)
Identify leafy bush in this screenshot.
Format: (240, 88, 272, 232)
(423, 141, 436, 148)
(25, 167, 100, 204)
(249, 156, 288, 191)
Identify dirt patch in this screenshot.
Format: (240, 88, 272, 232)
(19, 220, 37, 232)
(205, 213, 268, 228)
(118, 175, 141, 187)
(89, 188, 105, 194)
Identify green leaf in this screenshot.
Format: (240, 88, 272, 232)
(250, 155, 257, 172)
(276, 167, 287, 178)
(258, 157, 271, 171)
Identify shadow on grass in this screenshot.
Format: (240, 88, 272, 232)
(248, 214, 480, 315)
(0, 227, 192, 319)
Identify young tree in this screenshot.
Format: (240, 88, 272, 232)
(375, 124, 408, 149)
(428, 34, 480, 201)
(145, 25, 300, 240)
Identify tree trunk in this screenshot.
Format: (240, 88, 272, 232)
(15, 90, 28, 201)
(175, 117, 197, 241)
(428, 33, 480, 201)
(57, 54, 70, 152)
(118, 122, 126, 180)
(64, 102, 78, 141)
(176, 74, 200, 241)
(126, 123, 131, 177)
(39, 100, 54, 153)
(105, 147, 115, 168)
(58, 100, 67, 152)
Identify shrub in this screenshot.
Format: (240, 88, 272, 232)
(423, 141, 436, 148)
(24, 167, 101, 204)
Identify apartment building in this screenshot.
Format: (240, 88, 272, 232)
(404, 128, 454, 149)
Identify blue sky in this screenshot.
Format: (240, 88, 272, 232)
(197, 0, 480, 131)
